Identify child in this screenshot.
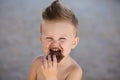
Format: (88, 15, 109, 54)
(27, 0, 82, 80)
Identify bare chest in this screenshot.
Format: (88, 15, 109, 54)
(37, 68, 69, 80)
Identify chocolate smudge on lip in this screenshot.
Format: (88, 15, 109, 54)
(46, 49, 64, 63)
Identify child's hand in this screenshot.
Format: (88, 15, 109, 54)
(40, 55, 58, 80)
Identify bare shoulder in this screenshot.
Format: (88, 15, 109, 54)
(32, 56, 43, 66)
(66, 58, 82, 80)
(71, 59, 82, 75)
(27, 56, 43, 80)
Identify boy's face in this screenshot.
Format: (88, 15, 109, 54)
(40, 20, 79, 61)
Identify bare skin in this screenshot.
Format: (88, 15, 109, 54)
(27, 55, 82, 80)
(27, 20, 82, 80)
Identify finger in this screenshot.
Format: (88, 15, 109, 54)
(53, 55, 57, 67)
(43, 56, 47, 69)
(48, 55, 52, 67)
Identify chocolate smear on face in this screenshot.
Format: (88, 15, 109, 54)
(46, 49, 64, 63)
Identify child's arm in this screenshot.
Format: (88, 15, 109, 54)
(66, 67, 82, 80)
(27, 59, 38, 80)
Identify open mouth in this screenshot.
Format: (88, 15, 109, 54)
(46, 48, 64, 63)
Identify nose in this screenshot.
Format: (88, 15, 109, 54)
(50, 40, 60, 47)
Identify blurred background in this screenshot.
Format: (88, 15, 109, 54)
(0, 0, 120, 80)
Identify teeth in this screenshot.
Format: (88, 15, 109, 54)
(52, 49, 59, 51)
(50, 48, 61, 52)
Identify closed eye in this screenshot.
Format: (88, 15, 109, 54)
(60, 38, 66, 39)
(59, 38, 66, 40)
(46, 37, 53, 40)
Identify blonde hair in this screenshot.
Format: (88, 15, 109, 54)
(41, 0, 78, 37)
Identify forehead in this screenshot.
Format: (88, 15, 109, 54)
(41, 20, 75, 36)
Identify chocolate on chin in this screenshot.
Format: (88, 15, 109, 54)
(46, 49, 64, 63)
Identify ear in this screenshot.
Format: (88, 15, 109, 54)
(72, 37, 80, 49)
(40, 35, 42, 43)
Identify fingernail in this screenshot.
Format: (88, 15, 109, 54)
(53, 55, 56, 58)
(48, 55, 50, 58)
(43, 56, 46, 61)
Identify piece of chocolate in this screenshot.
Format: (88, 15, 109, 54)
(46, 49, 64, 63)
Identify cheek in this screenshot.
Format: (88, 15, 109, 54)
(41, 41, 51, 55)
(61, 41, 73, 56)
